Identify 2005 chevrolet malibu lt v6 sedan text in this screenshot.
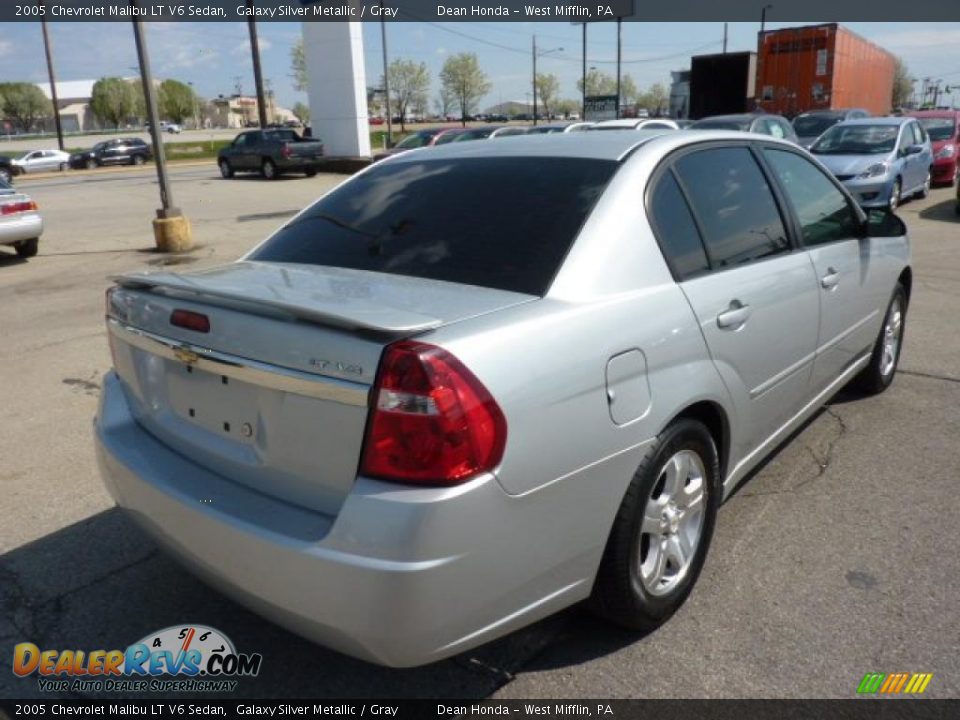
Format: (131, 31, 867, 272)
(95, 131, 911, 667)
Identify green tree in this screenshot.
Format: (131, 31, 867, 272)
(440, 53, 491, 126)
(90, 77, 137, 129)
(576, 68, 617, 97)
(434, 85, 456, 119)
(891, 57, 913, 110)
(0, 83, 49, 133)
(292, 101, 310, 125)
(553, 98, 580, 119)
(619, 74, 639, 105)
(535, 73, 559, 119)
(157, 80, 196, 125)
(638, 83, 670, 115)
(291, 38, 308, 93)
(387, 59, 430, 132)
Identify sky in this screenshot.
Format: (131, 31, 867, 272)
(1, 21, 959, 111)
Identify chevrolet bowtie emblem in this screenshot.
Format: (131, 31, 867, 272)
(173, 345, 200, 365)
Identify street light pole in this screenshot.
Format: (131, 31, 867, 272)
(616, 18, 622, 119)
(38, 1, 64, 150)
(532, 35, 538, 125)
(131, 6, 192, 251)
(246, 0, 268, 128)
(581, 23, 587, 119)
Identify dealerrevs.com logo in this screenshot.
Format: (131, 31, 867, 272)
(12, 625, 262, 693)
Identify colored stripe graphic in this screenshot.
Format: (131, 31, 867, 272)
(857, 672, 933, 694)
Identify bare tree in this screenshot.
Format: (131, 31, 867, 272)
(387, 59, 430, 132)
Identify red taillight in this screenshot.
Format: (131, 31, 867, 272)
(360, 341, 507, 486)
(170, 309, 210, 333)
(1, 200, 38, 215)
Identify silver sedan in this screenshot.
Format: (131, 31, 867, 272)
(96, 131, 910, 666)
(0, 178, 42, 258)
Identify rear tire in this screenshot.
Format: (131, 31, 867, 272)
(132, 154, 145, 166)
(219, 159, 234, 179)
(261, 159, 277, 180)
(0, 169, 9, 183)
(850, 283, 907, 395)
(15, 238, 38, 258)
(590, 418, 720, 631)
(916, 169, 931, 199)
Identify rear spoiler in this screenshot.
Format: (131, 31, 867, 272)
(111, 272, 442, 334)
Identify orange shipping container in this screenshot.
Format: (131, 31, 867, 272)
(756, 23, 896, 117)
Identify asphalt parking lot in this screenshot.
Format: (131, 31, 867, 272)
(1, 164, 958, 699)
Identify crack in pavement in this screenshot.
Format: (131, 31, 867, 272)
(0, 549, 159, 647)
(899, 369, 960, 385)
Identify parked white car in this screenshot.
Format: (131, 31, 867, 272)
(11, 149, 71, 175)
(0, 178, 42, 258)
(592, 118, 680, 131)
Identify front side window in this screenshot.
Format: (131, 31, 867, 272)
(763, 148, 861, 247)
(647, 171, 710, 280)
(251, 157, 618, 296)
(673, 147, 790, 269)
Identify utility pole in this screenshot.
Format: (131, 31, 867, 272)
(246, 0, 268, 128)
(380, 1, 392, 147)
(38, 1, 64, 150)
(131, 7, 191, 251)
(532, 35, 538, 126)
(616, 19, 622, 119)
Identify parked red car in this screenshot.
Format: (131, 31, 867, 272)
(911, 110, 960, 186)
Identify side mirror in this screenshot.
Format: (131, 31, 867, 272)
(865, 207, 907, 238)
(905, 144, 924, 156)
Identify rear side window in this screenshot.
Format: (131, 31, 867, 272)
(763, 148, 861, 247)
(674, 147, 790, 268)
(648, 171, 710, 280)
(251, 157, 618, 296)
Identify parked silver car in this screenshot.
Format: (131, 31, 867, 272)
(10, 149, 71, 175)
(810, 117, 934, 210)
(96, 131, 911, 667)
(0, 178, 42, 258)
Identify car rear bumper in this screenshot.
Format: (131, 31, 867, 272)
(0, 213, 43, 245)
(95, 371, 602, 667)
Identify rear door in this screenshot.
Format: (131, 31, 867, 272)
(761, 145, 884, 392)
(664, 144, 820, 457)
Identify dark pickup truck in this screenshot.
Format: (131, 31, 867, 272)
(217, 129, 324, 180)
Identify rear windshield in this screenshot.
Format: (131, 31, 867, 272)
(691, 118, 751, 131)
(250, 157, 619, 296)
(263, 130, 300, 142)
(793, 114, 841, 136)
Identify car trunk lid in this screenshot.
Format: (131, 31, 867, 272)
(107, 261, 534, 515)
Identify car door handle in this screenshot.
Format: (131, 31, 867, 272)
(716, 302, 751, 329)
(821, 268, 840, 290)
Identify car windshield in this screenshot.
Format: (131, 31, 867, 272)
(918, 118, 956, 142)
(249, 157, 619, 296)
(395, 133, 433, 150)
(793, 115, 842, 136)
(93, 142, 107, 152)
(691, 118, 751, 131)
(811, 125, 899, 155)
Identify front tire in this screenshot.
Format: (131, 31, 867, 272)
(851, 283, 907, 395)
(889, 178, 902, 211)
(15, 238, 38, 258)
(261, 159, 277, 179)
(85, 158, 98, 170)
(590, 418, 720, 631)
(132, 154, 145, 166)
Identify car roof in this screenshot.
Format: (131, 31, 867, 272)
(384, 129, 744, 163)
(910, 110, 960, 119)
(839, 117, 912, 126)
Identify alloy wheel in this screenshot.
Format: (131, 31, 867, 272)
(880, 296, 904, 378)
(638, 449, 707, 597)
